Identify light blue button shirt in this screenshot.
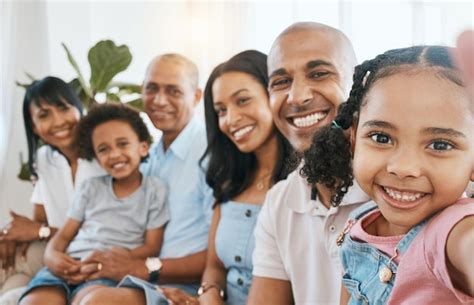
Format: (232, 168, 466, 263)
(141, 117, 214, 258)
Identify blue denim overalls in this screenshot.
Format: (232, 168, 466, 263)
(337, 201, 429, 305)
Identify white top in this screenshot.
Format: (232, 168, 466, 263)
(252, 168, 370, 305)
(30, 146, 105, 228)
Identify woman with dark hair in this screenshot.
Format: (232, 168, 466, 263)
(162, 50, 295, 305)
(0, 76, 104, 302)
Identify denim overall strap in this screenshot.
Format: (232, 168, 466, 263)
(348, 201, 379, 221)
(395, 216, 431, 255)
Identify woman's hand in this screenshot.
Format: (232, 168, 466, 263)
(161, 287, 200, 305)
(0, 241, 17, 270)
(0, 211, 41, 242)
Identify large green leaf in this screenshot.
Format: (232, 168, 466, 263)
(62, 43, 93, 98)
(69, 78, 95, 109)
(89, 40, 132, 93)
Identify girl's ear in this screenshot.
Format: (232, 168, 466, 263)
(349, 118, 359, 155)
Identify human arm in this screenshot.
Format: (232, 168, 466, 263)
(43, 218, 82, 280)
(0, 205, 57, 242)
(0, 204, 57, 270)
(452, 30, 474, 103)
(198, 206, 226, 305)
(339, 284, 350, 305)
(247, 200, 293, 305)
(82, 247, 207, 283)
(130, 227, 164, 259)
(446, 215, 474, 296)
(247, 277, 293, 305)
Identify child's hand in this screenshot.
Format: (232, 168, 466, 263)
(45, 250, 81, 280)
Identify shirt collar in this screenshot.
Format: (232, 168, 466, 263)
(285, 169, 369, 213)
(158, 117, 202, 161)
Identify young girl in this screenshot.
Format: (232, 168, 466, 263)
(161, 50, 295, 305)
(19, 103, 170, 305)
(302, 45, 474, 304)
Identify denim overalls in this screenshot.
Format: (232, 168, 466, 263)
(338, 201, 429, 305)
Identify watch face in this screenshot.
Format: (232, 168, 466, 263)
(39, 226, 51, 239)
(146, 257, 162, 272)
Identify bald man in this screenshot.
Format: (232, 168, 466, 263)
(247, 23, 369, 305)
(78, 54, 213, 305)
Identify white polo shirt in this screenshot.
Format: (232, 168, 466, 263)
(30, 146, 105, 228)
(252, 169, 369, 305)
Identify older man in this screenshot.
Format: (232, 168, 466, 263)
(78, 54, 213, 305)
(247, 22, 369, 305)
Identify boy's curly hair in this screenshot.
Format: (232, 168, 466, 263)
(76, 103, 152, 161)
(300, 45, 464, 206)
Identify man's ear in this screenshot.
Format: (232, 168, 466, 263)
(193, 88, 202, 107)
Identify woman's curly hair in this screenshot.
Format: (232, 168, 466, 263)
(75, 103, 152, 161)
(301, 45, 463, 206)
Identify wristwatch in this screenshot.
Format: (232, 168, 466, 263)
(145, 257, 162, 283)
(198, 282, 226, 300)
(38, 224, 51, 240)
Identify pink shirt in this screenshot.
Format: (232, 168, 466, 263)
(389, 198, 474, 304)
(350, 210, 403, 264)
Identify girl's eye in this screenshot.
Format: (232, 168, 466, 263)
(118, 141, 129, 147)
(428, 140, 453, 151)
(369, 133, 392, 144)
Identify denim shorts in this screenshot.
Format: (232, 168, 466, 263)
(19, 267, 117, 303)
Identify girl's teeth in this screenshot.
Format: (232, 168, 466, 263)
(293, 112, 327, 128)
(383, 186, 425, 202)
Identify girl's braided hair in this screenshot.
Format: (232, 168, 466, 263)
(300, 45, 464, 206)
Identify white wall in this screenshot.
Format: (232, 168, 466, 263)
(1, 1, 50, 224)
(1, 0, 472, 225)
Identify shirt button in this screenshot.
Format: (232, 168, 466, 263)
(245, 209, 252, 217)
(235, 255, 242, 262)
(329, 225, 337, 232)
(237, 278, 244, 285)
